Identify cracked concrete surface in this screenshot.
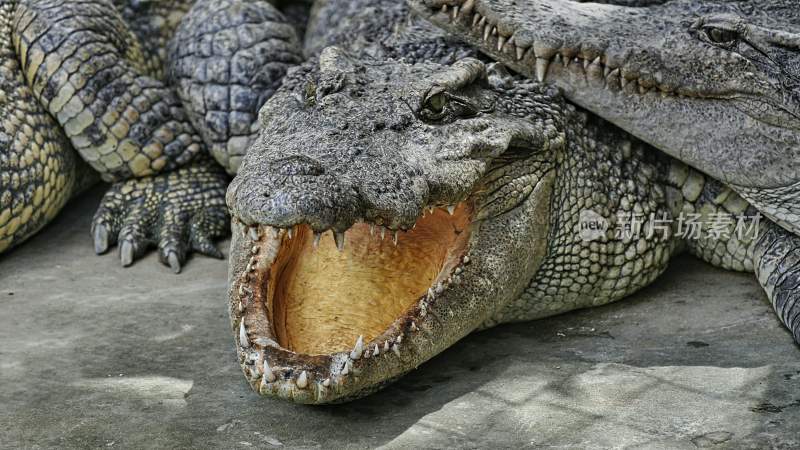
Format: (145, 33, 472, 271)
(1, 187, 799, 449)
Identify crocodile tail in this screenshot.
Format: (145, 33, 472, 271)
(0, 0, 79, 254)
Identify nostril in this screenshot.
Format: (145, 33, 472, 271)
(271, 155, 325, 176)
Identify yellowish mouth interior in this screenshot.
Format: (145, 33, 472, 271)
(267, 203, 473, 355)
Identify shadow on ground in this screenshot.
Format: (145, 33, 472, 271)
(1, 187, 799, 449)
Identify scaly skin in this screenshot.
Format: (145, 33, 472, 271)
(223, 0, 774, 404)
(411, 0, 800, 235)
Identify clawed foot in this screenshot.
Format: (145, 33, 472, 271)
(91, 157, 230, 273)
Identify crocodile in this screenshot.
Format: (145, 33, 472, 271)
(223, 0, 800, 403)
(0, 0, 797, 405)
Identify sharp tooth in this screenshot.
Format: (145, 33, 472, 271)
(462, 0, 475, 14)
(341, 360, 350, 375)
(492, 27, 497, 36)
(428, 287, 435, 299)
(516, 45, 526, 61)
(322, 378, 331, 387)
(441, 4, 448, 14)
(478, 16, 486, 28)
(463, 255, 470, 264)
(451, 5, 459, 20)
(472, 13, 482, 27)
(428, 206, 435, 214)
(384, 341, 390, 352)
(334, 231, 345, 251)
(392, 344, 400, 356)
(447, 205, 456, 215)
(287, 228, 293, 239)
(313, 232, 322, 248)
(483, 24, 491, 41)
(411, 322, 419, 332)
(262, 360, 276, 383)
(393, 231, 399, 246)
(535, 58, 550, 82)
(350, 335, 364, 359)
(248, 227, 259, 241)
(396, 335, 403, 343)
(497, 35, 506, 51)
(553, 54, 563, 67)
(373, 345, 379, 356)
(296, 370, 308, 389)
(239, 321, 250, 348)
(370, 224, 375, 235)
(583, 58, 590, 70)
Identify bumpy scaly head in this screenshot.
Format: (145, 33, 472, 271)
(226, 46, 564, 403)
(412, 0, 800, 189)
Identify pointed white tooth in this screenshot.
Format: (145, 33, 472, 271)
(497, 35, 506, 51)
(428, 206, 435, 214)
(248, 227, 259, 241)
(341, 360, 351, 375)
(451, 5, 459, 20)
(397, 335, 403, 343)
(238, 301, 244, 313)
(516, 45, 526, 61)
(447, 205, 456, 215)
(492, 27, 497, 36)
(535, 58, 550, 82)
(350, 335, 364, 359)
(364, 347, 371, 359)
(463, 255, 470, 264)
(370, 224, 375, 236)
(384, 341, 390, 352)
(313, 232, 322, 248)
(287, 228, 293, 239)
(296, 370, 308, 389)
(322, 378, 331, 387)
(472, 13, 482, 27)
(373, 344, 379, 356)
(604, 65, 611, 77)
(441, 4, 448, 13)
(411, 322, 419, 332)
(262, 359, 276, 383)
(239, 320, 250, 347)
(334, 231, 345, 251)
(428, 287, 435, 299)
(483, 24, 492, 41)
(462, 0, 475, 14)
(478, 16, 486, 27)
(392, 344, 400, 356)
(393, 231, 399, 246)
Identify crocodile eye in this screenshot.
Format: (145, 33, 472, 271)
(704, 27, 739, 45)
(425, 92, 448, 114)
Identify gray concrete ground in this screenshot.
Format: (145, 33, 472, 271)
(1, 187, 799, 449)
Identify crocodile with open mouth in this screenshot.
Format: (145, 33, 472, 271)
(224, 0, 799, 403)
(1, 0, 798, 404)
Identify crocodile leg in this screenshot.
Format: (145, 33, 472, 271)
(754, 221, 800, 344)
(92, 153, 230, 272)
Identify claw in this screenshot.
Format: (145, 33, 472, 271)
(120, 241, 134, 267)
(167, 251, 182, 274)
(93, 224, 109, 254)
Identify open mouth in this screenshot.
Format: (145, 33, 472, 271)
(230, 202, 475, 402)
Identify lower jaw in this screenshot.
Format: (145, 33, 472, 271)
(228, 203, 475, 403)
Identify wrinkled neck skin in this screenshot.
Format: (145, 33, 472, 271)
(411, 0, 800, 189)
